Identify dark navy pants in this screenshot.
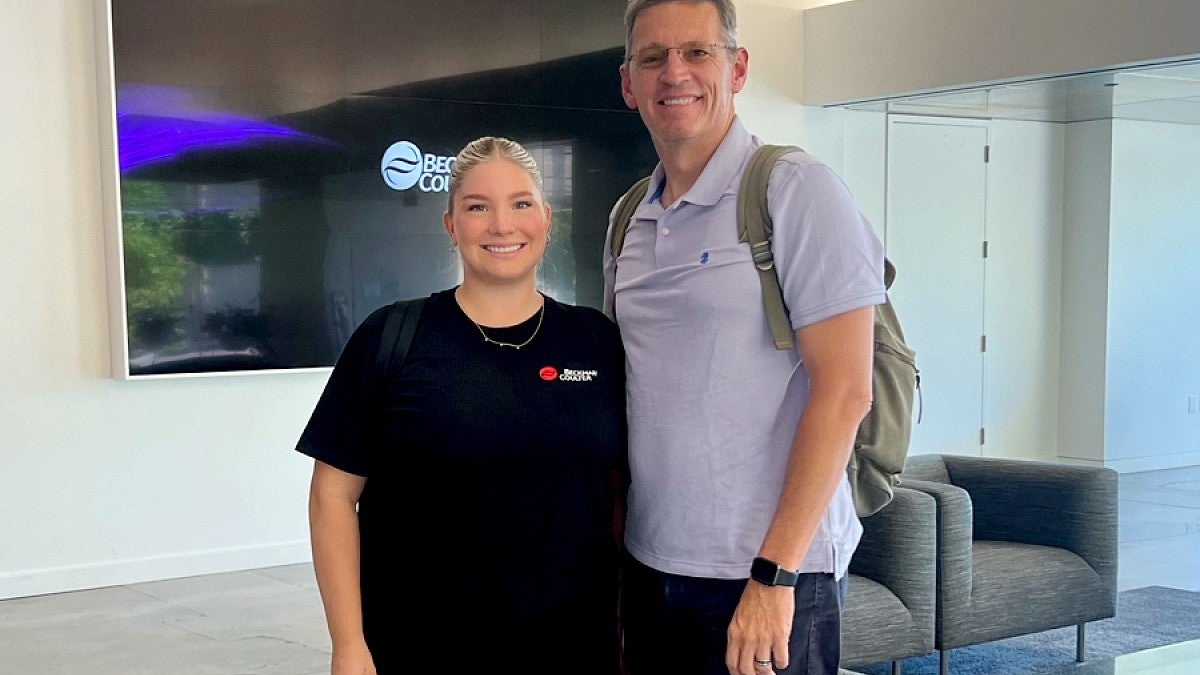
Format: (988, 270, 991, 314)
(621, 554, 847, 675)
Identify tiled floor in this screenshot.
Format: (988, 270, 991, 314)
(1115, 464, 1200, 592)
(0, 563, 330, 674)
(1037, 638, 1200, 674)
(1, 465, 1197, 674)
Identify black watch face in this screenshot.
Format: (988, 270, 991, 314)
(751, 557, 779, 584)
(752, 557, 799, 586)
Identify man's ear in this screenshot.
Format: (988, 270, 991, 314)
(619, 64, 638, 110)
(731, 47, 749, 94)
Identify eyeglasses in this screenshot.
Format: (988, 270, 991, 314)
(627, 41, 737, 69)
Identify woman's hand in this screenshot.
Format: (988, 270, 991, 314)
(331, 638, 376, 675)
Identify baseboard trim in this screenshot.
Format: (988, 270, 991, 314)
(0, 541, 311, 600)
(1098, 451, 1200, 474)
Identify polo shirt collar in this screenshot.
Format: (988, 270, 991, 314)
(649, 116, 753, 207)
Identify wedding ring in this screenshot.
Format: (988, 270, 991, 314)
(755, 658, 773, 668)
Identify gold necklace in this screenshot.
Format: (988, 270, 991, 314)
(471, 301, 545, 350)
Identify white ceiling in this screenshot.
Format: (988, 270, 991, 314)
(843, 58, 1200, 125)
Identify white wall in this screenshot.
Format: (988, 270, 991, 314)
(0, 1, 345, 600)
(1106, 119, 1200, 470)
(803, 0, 1200, 105)
(839, 110, 887, 239)
(1058, 121, 1114, 465)
(1057, 119, 1200, 472)
(737, 0, 849, 169)
(794, 0, 1200, 473)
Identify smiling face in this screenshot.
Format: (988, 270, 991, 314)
(443, 158, 551, 289)
(620, 1, 748, 156)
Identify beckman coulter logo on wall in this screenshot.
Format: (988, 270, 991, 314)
(380, 140, 456, 192)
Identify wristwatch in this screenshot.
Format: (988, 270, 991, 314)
(750, 556, 800, 587)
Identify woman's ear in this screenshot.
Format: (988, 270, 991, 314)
(443, 210, 456, 246)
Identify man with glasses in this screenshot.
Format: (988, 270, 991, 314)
(604, 1, 886, 674)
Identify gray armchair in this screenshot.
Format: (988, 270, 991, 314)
(841, 485, 937, 673)
(900, 454, 1119, 675)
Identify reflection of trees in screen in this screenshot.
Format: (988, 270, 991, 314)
(123, 181, 271, 358)
(121, 181, 189, 347)
(535, 142, 576, 304)
(179, 210, 270, 353)
(539, 207, 574, 303)
(179, 211, 260, 265)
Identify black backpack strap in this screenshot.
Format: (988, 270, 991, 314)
(737, 144, 802, 351)
(372, 297, 428, 395)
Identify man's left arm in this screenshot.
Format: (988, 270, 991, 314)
(726, 305, 875, 675)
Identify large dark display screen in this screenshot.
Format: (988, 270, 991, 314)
(107, 0, 656, 376)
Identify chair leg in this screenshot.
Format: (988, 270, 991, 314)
(1076, 623, 1086, 662)
(940, 649, 949, 675)
(891, 660, 902, 675)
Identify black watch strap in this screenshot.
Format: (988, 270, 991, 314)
(750, 556, 799, 587)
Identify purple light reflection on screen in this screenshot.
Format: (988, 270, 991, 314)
(116, 110, 336, 173)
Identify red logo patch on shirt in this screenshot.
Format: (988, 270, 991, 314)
(539, 366, 559, 381)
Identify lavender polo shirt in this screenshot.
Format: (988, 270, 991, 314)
(603, 118, 885, 580)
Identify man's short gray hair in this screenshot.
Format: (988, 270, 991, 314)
(623, 0, 738, 61)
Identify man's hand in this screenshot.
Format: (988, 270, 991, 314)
(725, 581, 794, 675)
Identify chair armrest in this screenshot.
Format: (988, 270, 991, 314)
(939, 455, 1118, 586)
(849, 486, 936, 617)
(895, 478, 974, 620)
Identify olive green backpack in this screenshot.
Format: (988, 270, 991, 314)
(609, 144, 921, 517)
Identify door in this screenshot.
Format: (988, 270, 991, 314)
(885, 118, 988, 457)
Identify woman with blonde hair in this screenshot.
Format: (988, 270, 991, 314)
(298, 136, 627, 674)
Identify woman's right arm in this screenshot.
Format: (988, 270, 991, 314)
(309, 459, 375, 675)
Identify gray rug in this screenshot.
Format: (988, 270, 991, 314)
(854, 586, 1200, 675)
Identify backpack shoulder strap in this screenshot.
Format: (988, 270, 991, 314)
(737, 144, 802, 351)
(373, 296, 428, 394)
(606, 176, 653, 318)
(610, 176, 653, 259)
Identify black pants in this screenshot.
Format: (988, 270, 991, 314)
(366, 603, 621, 674)
(621, 554, 847, 675)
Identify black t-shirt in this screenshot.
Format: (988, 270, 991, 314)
(297, 289, 626, 673)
